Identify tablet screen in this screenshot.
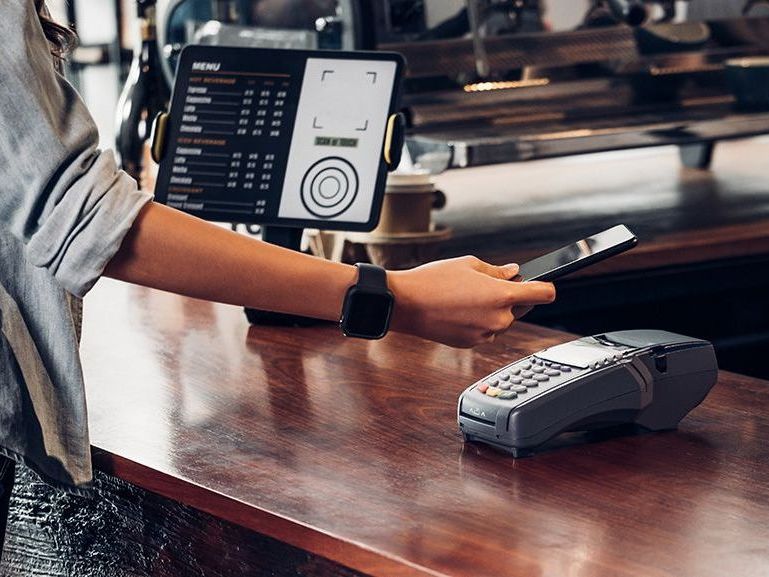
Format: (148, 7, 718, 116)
(154, 45, 403, 231)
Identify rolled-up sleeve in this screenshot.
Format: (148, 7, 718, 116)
(0, 0, 152, 297)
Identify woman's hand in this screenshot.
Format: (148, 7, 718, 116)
(388, 256, 556, 348)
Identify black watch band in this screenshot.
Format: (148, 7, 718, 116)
(355, 263, 388, 292)
(339, 263, 395, 340)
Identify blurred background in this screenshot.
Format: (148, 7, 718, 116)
(54, 1, 769, 147)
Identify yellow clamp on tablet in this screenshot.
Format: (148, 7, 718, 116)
(150, 112, 169, 164)
(383, 112, 406, 172)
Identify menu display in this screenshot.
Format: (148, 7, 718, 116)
(154, 46, 403, 231)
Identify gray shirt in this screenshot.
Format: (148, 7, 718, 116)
(1, 0, 152, 492)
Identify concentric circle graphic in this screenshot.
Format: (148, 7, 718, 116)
(318, 176, 341, 200)
(309, 168, 348, 207)
(300, 157, 359, 218)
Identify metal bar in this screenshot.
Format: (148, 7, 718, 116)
(385, 17, 769, 79)
(409, 110, 769, 167)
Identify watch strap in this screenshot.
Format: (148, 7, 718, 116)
(355, 263, 388, 293)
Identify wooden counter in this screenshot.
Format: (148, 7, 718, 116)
(77, 279, 769, 577)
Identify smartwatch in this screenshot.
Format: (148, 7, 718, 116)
(340, 263, 395, 339)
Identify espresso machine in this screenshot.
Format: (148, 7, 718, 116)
(156, 0, 371, 82)
(156, 0, 769, 171)
(381, 0, 769, 170)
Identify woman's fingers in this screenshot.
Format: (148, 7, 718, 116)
(503, 280, 556, 306)
(467, 256, 520, 280)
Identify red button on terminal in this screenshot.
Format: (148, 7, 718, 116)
(478, 383, 489, 393)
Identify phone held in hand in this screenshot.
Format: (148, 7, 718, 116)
(516, 224, 638, 282)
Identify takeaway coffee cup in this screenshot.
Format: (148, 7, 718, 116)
(371, 172, 446, 236)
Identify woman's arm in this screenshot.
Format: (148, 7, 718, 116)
(104, 202, 358, 320)
(105, 202, 555, 348)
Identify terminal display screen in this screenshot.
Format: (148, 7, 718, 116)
(154, 45, 403, 230)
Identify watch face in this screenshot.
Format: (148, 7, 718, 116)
(342, 289, 394, 339)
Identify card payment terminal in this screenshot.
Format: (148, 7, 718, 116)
(458, 330, 718, 456)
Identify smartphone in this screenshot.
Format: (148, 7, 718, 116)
(516, 224, 638, 282)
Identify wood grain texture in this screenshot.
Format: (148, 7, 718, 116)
(0, 466, 368, 577)
(77, 279, 769, 577)
(433, 137, 769, 274)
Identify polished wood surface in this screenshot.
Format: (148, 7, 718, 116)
(434, 137, 769, 275)
(82, 279, 769, 577)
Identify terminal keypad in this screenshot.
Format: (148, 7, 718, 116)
(474, 356, 586, 406)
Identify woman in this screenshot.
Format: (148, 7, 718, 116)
(0, 0, 555, 508)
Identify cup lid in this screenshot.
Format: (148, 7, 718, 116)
(386, 171, 434, 189)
